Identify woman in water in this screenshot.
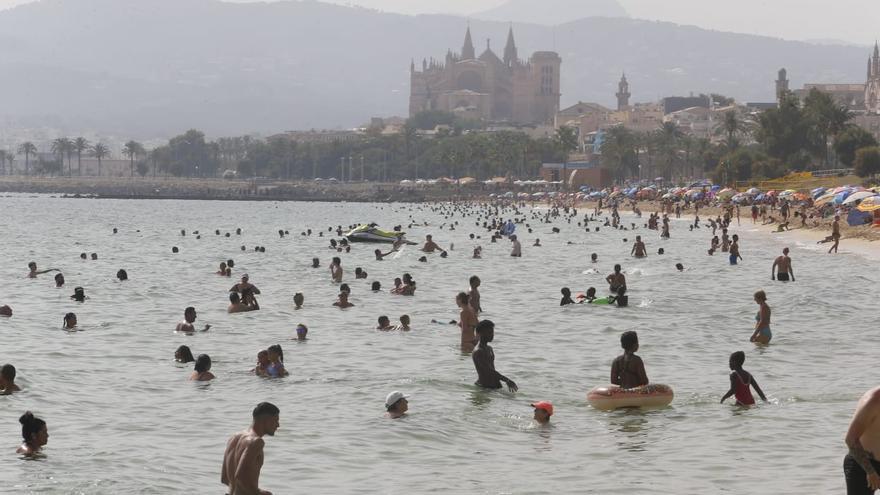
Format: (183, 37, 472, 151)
(610, 331, 649, 389)
(295, 324, 308, 341)
(721, 351, 767, 406)
(17, 411, 48, 456)
(266, 345, 288, 377)
(750, 290, 772, 344)
(175, 345, 195, 363)
(63, 312, 77, 330)
(190, 354, 215, 381)
(252, 350, 269, 376)
(457, 292, 478, 352)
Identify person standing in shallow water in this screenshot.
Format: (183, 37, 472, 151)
(222, 402, 280, 495)
(771, 248, 795, 282)
(610, 331, 648, 389)
(750, 290, 772, 344)
(457, 292, 478, 353)
(720, 351, 766, 406)
(472, 320, 517, 392)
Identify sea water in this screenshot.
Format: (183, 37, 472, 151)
(0, 196, 876, 494)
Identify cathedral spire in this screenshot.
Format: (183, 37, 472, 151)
(503, 25, 518, 66)
(616, 72, 630, 111)
(462, 26, 475, 60)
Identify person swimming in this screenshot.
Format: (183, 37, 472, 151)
(610, 331, 648, 389)
(293, 292, 304, 310)
(175, 345, 195, 363)
(721, 351, 767, 406)
(0, 364, 21, 394)
(54, 273, 65, 287)
(70, 287, 86, 302)
(333, 292, 354, 308)
(16, 411, 48, 456)
(116, 269, 128, 281)
(190, 354, 215, 381)
(377, 315, 394, 331)
(252, 350, 269, 376)
(560, 287, 575, 306)
(265, 345, 288, 378)
(63, 312, 77, 330)
(295, 324, 308, 341)
(395, 315, 411, 331)
(176, 307, 211, 333)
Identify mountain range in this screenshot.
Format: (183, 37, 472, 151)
(474, 0, 628, 25)
(0, 0, 871, 139)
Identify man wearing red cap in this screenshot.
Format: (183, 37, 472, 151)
(531, 401, 553, 425)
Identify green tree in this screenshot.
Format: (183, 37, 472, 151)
(714, 110, 753, 151)
(600, 126, 639, 181)
(755, 94, 817, 169)
(90, 143, 110, 177)
(408, 110, 456, 130)
(18, 142, 37, 176)
(136, 160, 149, 177)
(854, 146, 880, 178)
(833, 126, 878, 167)
(654, 122, 684, 180)
(122, 140, 145, 177)
(803, 88, 852, 166)
(51, 138, 72, 176)
(73, 137, 90, 176)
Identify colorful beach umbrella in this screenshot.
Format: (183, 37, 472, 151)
(857, 195, 880, 212)
(843, 191, 876, 205)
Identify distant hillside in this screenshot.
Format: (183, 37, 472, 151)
(475, 0, 628, 25)
(0, 0, 870, 138)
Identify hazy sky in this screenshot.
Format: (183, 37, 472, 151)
(1, 0, 877, 45)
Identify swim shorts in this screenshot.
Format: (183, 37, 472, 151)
(729, 254, 737, 265)
(844, 454, 880, 495)
(777, 273, 790, 282)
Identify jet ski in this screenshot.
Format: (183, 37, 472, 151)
(345, 225, 409, 244)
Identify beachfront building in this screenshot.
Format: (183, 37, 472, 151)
(409, 27, 561, 124)
(784, 42, 880, 114)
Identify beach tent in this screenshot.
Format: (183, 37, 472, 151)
(847, 209, 874, 226)
(814, 192, 837, 206)
(811, 187, 827, 199)
(833, 190, 852, 205)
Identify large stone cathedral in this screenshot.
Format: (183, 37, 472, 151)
(409, 27, 561, 124)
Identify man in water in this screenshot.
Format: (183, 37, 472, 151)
(27, 261, 58, 279)
(472, 320, 518, 392)
(385, 391, 409, 419)
(729, 234, 742, 265)
(605, 264, 626, 294)
(844, 387, 880, 493)
(222, 402, 280, 495)
(631, 236, 647, 258)
(175, 307, 211, 333)
(421, 234, 443, 253)
(468, 275, 483, 314)
(510, 235, 522, 257)
(231, 274, 261, 296)
(0, 364, 21, 394)
(771, 248, 795, 282)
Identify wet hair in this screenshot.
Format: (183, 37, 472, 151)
(675, 263, 684, 271)
(63, 312, 76, 328)
(754, 290, 767, 302)
(90, 253, 98, 260)
(586, 287, 596, 298)
(620, 331, 638, 352)
(296, 324, 308, 338)
(614, 264, 621, 273)
(71, 287, 86, 301)
(476, 319, 494, 336)
(560, 287, 571, 296)
(19, 411, 46, 445)
(194, 354, 212, 373)
(312, 258, 320, 267)
(657, 248, 664, 255)
(456, 292, 470, 305)
(340, 283, 351, 294)
(378, 315, 390, 327)
(730, 351, 746, 367)
(1, 363, 16, 381)
(355, 267, 363, 275)
(400, 315, 410, 325)
(253, 401, 280, 419)
(185, 306, 195, 314)
(293, 293, 304, 306)
(54, 273, 64, 285)
(28, 261, 36, 269)
(229, 292, 241, 304)
(332, 257, 341, 265)
(591, 253, 597, 260)
(267, 344, 284, 363)
(469, 275, 480, 286)
(227, 259, 235, 268)
(171, 246, 179, 253)
(116, 269, 128, 281)
(418, 256, 427, 262)
(175, 345, 195, 363)
(80, 252, 87, 259)
(371, 281, 381, 291)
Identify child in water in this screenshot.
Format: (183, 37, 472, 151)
(720, 351, 767, 406)
(610, 331, 649, 389)
(265, 345, 288, 377)
(560, 288, 575, 306)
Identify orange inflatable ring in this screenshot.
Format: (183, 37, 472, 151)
(587, 384, 674, 410)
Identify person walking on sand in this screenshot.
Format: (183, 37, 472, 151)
(829, 215, 841, 254)
(222, 402, 280, 495)
(771, 248, 795, 282)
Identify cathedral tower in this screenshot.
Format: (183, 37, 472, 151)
(776, 68, 789, 102)
(462, 26, 475, 60)
(615, 73, 631, 111)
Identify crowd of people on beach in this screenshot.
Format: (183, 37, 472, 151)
(5, 193, 877, 494)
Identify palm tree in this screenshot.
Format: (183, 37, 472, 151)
(73, 137, 90, 176)
(0, 150, 7, 175)
(51, 138, 72, 176)
(5, 152, 13, 175)
(18, 142, 37, 176)
(655, 122, 685, 181)
(122, 140, 144, 177)
(91, 143, 109, 177)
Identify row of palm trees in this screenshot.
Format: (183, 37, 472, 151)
(1, 138, 145, 177)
